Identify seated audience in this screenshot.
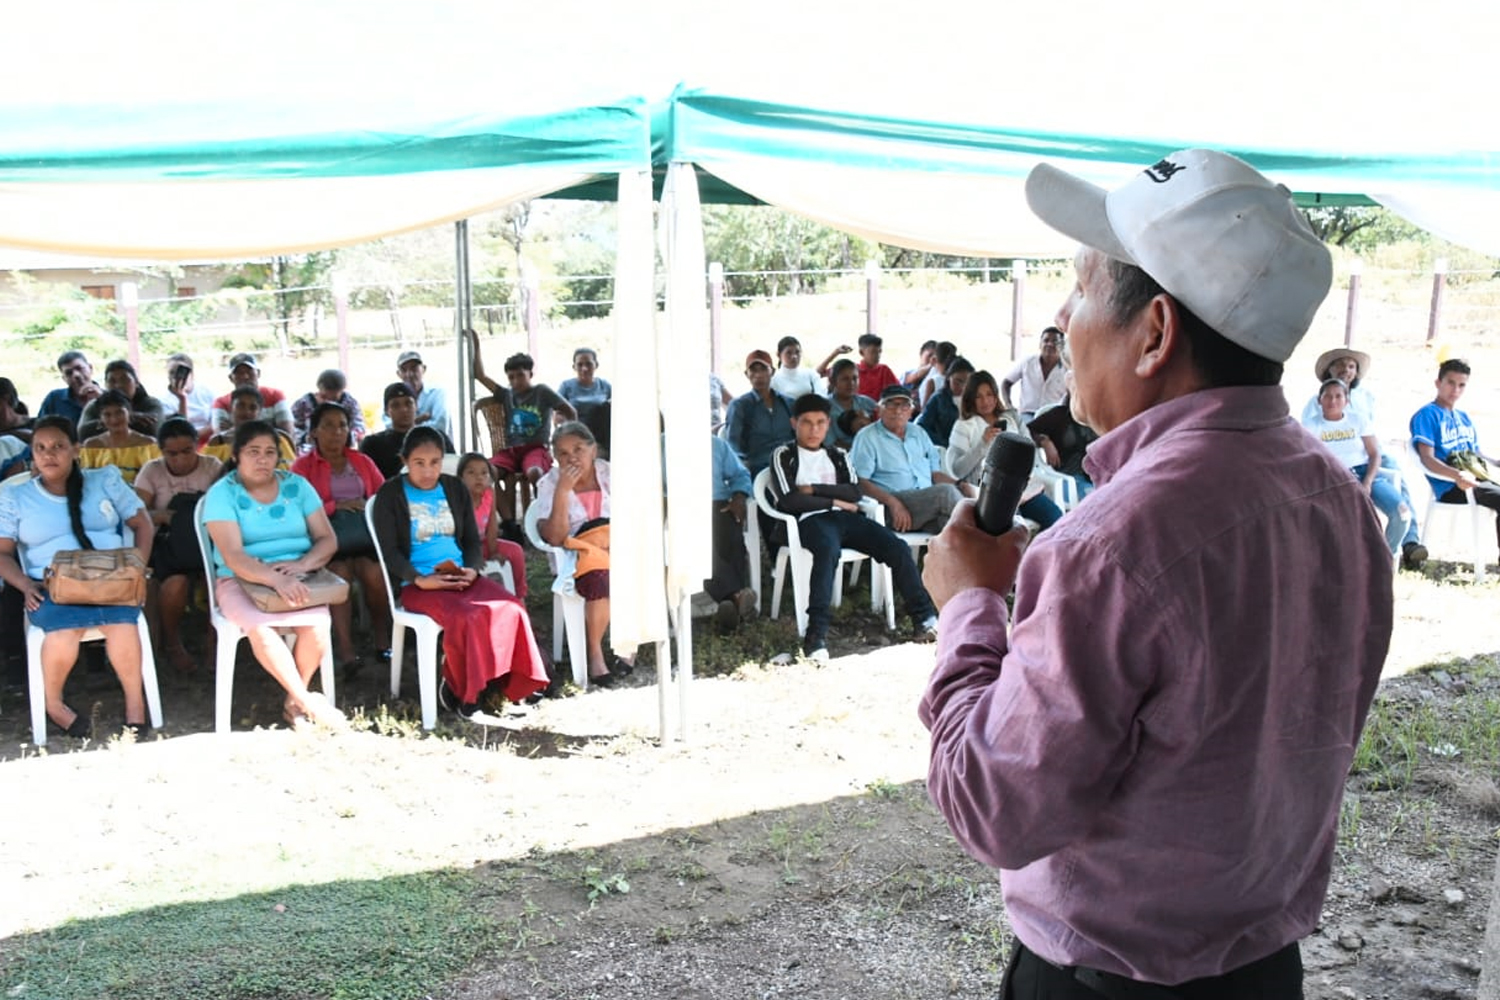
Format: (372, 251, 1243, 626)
(455, 452, 527, 599)
(291, 402, 391, 672)
(1028, 390, 1098, 499)
(211, 353, 293, 437)
(534, 421, 634, 687)
(361, 382, 453, 479)
(855, 333, 900, 401)
(902, 340, 939, 390)
(1302, 378, 1409, 556)
(204, 387, 296, 468)
(79, 390, 161, 485)
(1001, 326, 1068, 417)
(915, 356, 972, 447)
(470, 329, 577, 526)
(372, 427, 550, 717)
(770, 336, 832, 399)
(826, 359, 877, 449)
(394, 349, 452, 439)
(849, 384, 974, 533)
(768, 394, 938, 660)
(557, 348, 612, 428)
(163, 352, 217, 437)
(202, 420, 345, 728)
(1411, 358, 1500, 552)
(917, 341, 958, 410)
(291, 369, 366, 452)
(0, 415, 153, 737)
(1302, 346, 1427, 569)
(134, 417, 223, 673)
(947, 370, 1064, 529)
(0, 377, 32, 447)
(726, 350, 796, 476)
(706, 434, 758, 630)
(78, 359, 166, 439)
(37, 351, 102, 428)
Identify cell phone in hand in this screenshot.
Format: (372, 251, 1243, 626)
(434, 559, 463, 575)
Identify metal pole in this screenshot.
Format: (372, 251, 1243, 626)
(864, 260, 879, 337)
(1427, 258, 1448, 344)
(676, 595, 692, 742)
(1010, 259, 1028, 361)
(708, 261, 724, 376)
(1343, 260, 1361, 348)
(454, 220, 473, 452)
(121, 282, 141, 371)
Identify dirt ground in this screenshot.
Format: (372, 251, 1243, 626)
(3, 536, 1500, 999)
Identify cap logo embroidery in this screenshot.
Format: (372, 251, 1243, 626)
(1144, 159, 1185, 183)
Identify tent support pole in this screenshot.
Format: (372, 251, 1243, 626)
(454, 219, 473, 452)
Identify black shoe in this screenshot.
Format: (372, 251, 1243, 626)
(1402, 541, 1428, 570)
(588, 672, 617, 689)
(124, 721, 149, 738)
(49, 712, 91, 739)
(714, 597, 741, 632)
(438, 680, 477, 718)
(609, 655, 635, 677)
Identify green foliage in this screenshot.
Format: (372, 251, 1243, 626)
(1351, 658, 1500, 791)
(1305, 206, 1426, 249)
(0, 870, 497, 1000)
(704, 205, 878, 299)
(224, 253, 336, 347)
(579, 864, 630, 903)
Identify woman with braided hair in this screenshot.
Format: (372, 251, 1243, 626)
(0, 416, 154, 737)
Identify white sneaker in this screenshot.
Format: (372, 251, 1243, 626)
(806, 647, 830, 664)
(918, 616, 939, 643)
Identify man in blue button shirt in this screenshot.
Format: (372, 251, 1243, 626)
(706, 434, 759, 630)
(849, 384, 974, 532)
(726, 349, 796, 476)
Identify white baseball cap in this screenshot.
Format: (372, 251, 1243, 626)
(1024, 149, 1332, 363)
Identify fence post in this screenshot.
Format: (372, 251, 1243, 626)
(121, 282, 141, 371)
(522, 266, 541, 360)
(1010, 259, 1027, 361)
(1344, 259, 1361, 348)
(1427, 258, 1448, 344)
(332, 272, 351, 374)
(708, 261, 724, 375)
(864, 260, 879, 337)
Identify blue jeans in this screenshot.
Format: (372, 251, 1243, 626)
(1378, 451, 1419, 545)
(796, 510, 935, 650)
(1353, 463, 1409, 556)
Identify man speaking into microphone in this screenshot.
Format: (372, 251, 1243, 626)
(919, 150, 1393, 998)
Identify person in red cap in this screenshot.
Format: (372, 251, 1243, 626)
(210, 353, 293, 438)
(921, 149, 1392, 998)
(725, 349, 796, 477)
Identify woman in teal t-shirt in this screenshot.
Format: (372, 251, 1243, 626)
(202, 420, 344, 728)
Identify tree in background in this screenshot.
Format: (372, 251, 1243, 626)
(222, 253, 335, 354)
(703, 205, 877, 300)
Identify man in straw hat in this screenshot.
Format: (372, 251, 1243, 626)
(919, 150, 1393, 997)
(1302, 345, 1428, 569)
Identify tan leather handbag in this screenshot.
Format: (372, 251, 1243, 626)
(44, 548, 149, 607)
(240, 567, 350, 613)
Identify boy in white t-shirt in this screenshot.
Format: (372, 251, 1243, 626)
(1301, 378, 1408, 556)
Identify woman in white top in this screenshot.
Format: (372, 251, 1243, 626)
(1301, 378, 1408, 556)
(769, 336, 842, 400)
(947, 371, 1061, 529)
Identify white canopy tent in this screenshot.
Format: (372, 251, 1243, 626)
(1, 0, 1496, 739)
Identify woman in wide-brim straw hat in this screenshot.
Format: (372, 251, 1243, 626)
(1300, 345, 1428, 570)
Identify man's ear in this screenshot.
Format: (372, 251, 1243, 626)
(1134, 294, 1185, 379)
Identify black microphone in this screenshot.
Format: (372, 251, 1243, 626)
(974, 432, 1036, 535)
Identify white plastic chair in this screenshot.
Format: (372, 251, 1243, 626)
(194, 496, 336, 733)
(1408, 442, 1495, 582)
(742, 497, 762, 611)
(752, 469, 894, 636)
(22, 521, 163, 746)
(522, 501, 589, 689)
(364, 500, 440, 730)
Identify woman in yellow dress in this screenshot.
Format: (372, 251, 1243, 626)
(79, 390, 160, 486)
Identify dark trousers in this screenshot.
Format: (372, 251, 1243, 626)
(706, 502, 751, 602)
(797, 510, 935, 646)
(1438, 480, 1500, 549)
(1000, 940, 1302, 1000)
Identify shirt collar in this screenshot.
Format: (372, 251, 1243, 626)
(1083, 386, 1290, 487)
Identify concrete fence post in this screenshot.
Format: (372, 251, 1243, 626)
(1426, 258, 1448, 344)
(1010, 260, 1028, 361)
(1344, 259, 1362, 348)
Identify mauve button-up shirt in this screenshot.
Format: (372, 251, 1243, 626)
(920, 385, 1393, 986)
